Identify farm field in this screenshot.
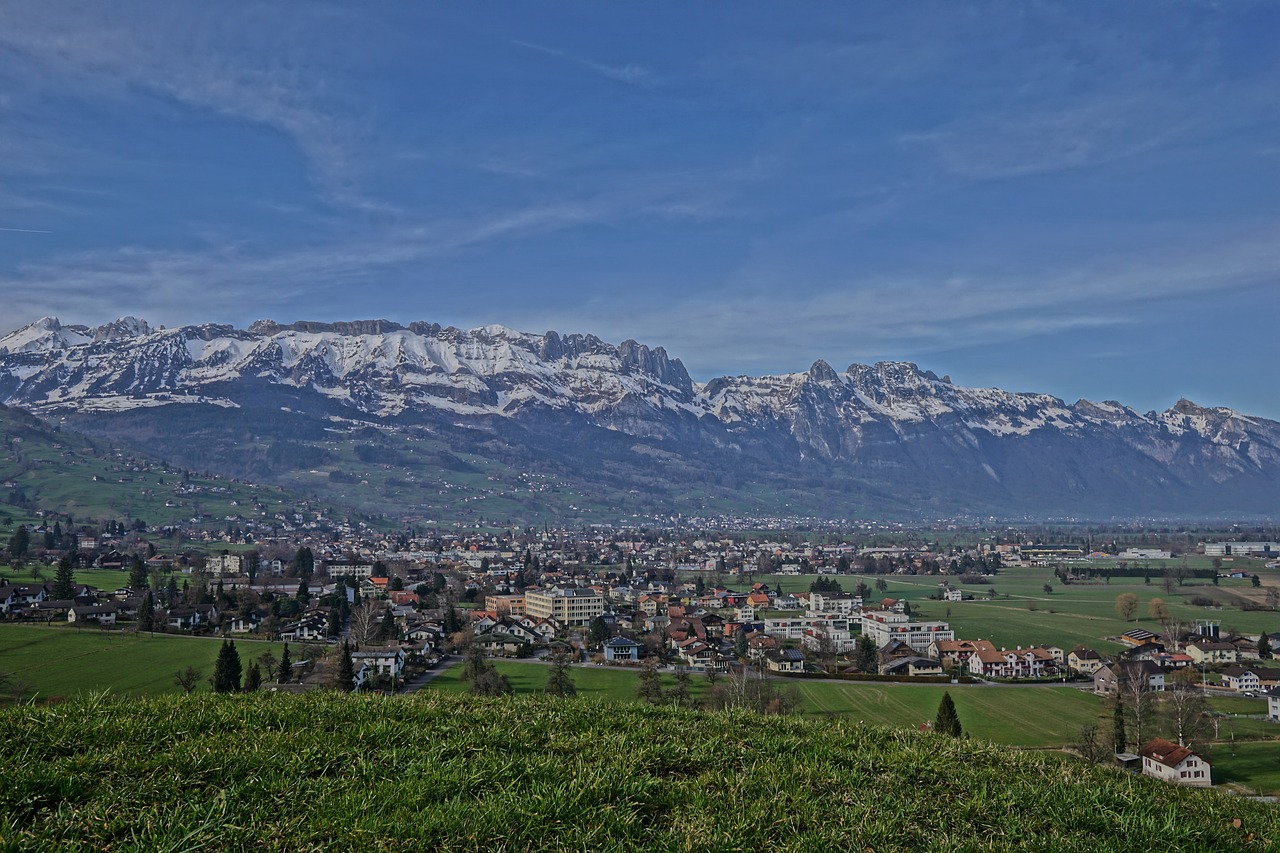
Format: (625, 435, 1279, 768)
(0, 624, 285, 699)
(753, 565, 1280, 652)
(430, 659, 1105, 747)
(1208, 740, 1280, 797)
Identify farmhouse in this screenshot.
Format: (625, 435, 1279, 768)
(1138, 738, 1211, 787)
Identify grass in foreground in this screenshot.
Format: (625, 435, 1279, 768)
(0, 692, 1277, 852)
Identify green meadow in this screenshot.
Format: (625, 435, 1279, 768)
(0, 624, 284, 698)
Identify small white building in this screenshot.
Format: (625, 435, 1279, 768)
(1138, 738, 1211, 787)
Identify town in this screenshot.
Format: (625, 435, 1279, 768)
(3, 510, 1279, 796)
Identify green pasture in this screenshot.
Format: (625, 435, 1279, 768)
(0, 623, 284, 699)
(431, 660, 1104, 747)
(758, 566, 1280, 651)
(1209, 740, 1280, 796)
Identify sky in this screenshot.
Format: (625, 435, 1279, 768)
(1, 1, 1278, 417)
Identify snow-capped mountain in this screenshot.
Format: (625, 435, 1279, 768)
(2, 316, 1277, 518)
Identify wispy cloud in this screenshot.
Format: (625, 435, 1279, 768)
(536, 223, 1280, 379)
(0, 3, 383, 211)
(509, 39, 656, 89)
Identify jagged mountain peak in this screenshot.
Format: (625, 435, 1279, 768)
(92, 316, 152, 341)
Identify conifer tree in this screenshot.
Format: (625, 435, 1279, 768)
(128, 555, 149, 589)
(277, 643, 293, 684)
(336, 641, 355, 692)
(211, 639, 242, 693)
(934, 691, 962, 737)
(136, 591, 154, 633)
(1258, 632, 1272, 660)
(379, 607, 396, 641)
(52, 555, 77, 600)
(243, 662, 262, 692)
(1113, 695, 1127, 753)
(8, 525, 29, 558)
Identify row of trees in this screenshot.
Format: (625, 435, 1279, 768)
(173, 642, 294, 694)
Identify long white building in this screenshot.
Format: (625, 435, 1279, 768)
(861, 610, 954, 653)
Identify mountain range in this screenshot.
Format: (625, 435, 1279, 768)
(2, 316, 1277, 522)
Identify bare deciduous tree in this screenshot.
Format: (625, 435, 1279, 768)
(349, 600, 381, 646)
(173, 666, 202, 694)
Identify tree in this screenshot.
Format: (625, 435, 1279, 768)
(378, 606, 396, 642)
(335, 641, 355, 692)
(1112, 695, 1127, 753)
(1074, 723, 1111, 764)
(471, 667, 513, 697)
(1251, 574, 1261, 588)
(1258, 632, 1272, 659)
(210, 639, 242, 693)
(289, 546, 314, 579)
(668, 669, 692, 708)
(1043, 584, 1053, 595)
(637, 657, 665, 705)
(8, 525, 29, 558)
(1115, 593, 1138, 622)
(587, 616, 611, 648)
(545, 652, 576, 698)
(136, 591, 154, 633)
(734, 627, 749, 659)
(854, 634, 878, 673)
(1162, 669, 1210, 747)
(1147, 597, 1170, 623)
(1118, 665, 1154, 748)
(128, 555, 149, 590)
(350, 601, 381, 646)
(934, 691, 962, 737)
(295, 578, 311, 606)
(277, 643, 293, 683)
(52, 555, 76, 601)
(174, 665, 202, 694)
(243, 662, 262, 692)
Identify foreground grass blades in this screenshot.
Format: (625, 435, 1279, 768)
(1, 692, 1277, 851)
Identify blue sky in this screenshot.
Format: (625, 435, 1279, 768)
(1, 1, 1278, 417)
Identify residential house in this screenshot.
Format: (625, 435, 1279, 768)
(1067, 647, 1104, 675)
(930, 639, 996, 670)
(603, 636, 641, 662)
(1185, 641, 1237, 665)
(351, 647, 405, 679)
(1138, 738, 1211, 787)
(228, 612, 263, 633)
(475, 633, 529, 657)
(1094, 660, 1165, 694)
(1220, 665, 1263, 693)
(67, 603, 119, 625)
(764, 649, 806, 673)
(881, 656, 945, 678)
(1267, 688, 1280, 722)
(967, 647, 1056, 679)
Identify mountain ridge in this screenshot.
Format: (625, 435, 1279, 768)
(2, 315, 1277, 520)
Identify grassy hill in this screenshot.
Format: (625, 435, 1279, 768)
(1, 692, 1278, 851)
(0, 403, 377, 534)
